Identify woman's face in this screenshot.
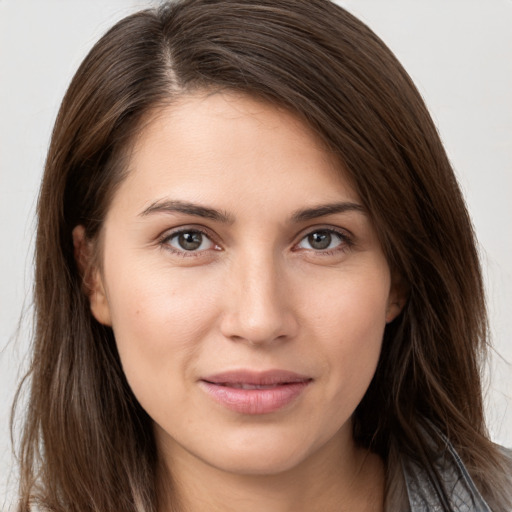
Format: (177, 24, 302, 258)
(84, 92, 402, 476)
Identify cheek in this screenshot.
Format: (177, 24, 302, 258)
(301, 269, 389, 398)
(103, 259, 221, 408)
(301, 266, 390, 340)
(106, 249, 221, 338)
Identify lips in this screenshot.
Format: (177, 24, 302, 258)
(216, 383, 283, 390)
(199, 370, 312, 414)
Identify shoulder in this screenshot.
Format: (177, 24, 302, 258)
(498, 444, 512, 469)
(480, 444, 512, 511)
(387, 434, 512, 511)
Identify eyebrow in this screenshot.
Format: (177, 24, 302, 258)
(139, 199, 365, 224)
(290, 202, 366, 222)
(139, 199, 235, 224)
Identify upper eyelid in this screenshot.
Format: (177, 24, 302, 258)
(295, 225, 353, 242)
(157, 224, 353, 250)
(158, 227, 220, 258)
(291, 226, 354, 252)
(159, 225, 217, 243)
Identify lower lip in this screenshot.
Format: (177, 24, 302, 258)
(200, 381, 310, 415)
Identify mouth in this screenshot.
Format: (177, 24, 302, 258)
(212, 383, 294, 389)
(199, 370, 312, 415)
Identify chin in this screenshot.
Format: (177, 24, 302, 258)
(195, 427, 330, 477)
(207, 448, 308, 476)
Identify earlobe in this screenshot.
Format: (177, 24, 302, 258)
(72, 225, 112, 326)
(89, 272, 112, 326)
(385, 275, 408, 323)
(385, 300, 404, 324)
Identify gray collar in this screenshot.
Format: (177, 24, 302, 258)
(401, 436, 492, 512)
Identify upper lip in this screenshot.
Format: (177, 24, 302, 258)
(201, 369, 312, 386)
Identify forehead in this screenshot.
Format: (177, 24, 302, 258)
(108, 91, 359, 219)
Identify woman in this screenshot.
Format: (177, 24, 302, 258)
(12, 0, 511, 510)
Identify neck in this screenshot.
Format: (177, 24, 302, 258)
(157, 430, 385, 512)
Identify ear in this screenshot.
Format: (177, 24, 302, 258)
(72, 225, 112, 326)
(385, 273, 408, 324)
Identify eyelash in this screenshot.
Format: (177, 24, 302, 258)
(293, 227, 353, 256)
(158, 226, 353, 258)
(158, 227, 220, 258)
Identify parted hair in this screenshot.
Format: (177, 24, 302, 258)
(13, 1, 511, 511)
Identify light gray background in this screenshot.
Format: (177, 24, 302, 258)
(1, 0, 511, 507)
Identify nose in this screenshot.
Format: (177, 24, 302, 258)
(219, 252, 298, 346)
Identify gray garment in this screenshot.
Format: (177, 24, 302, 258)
(385, 434, 512, 512)
(401, 441, 492, 511)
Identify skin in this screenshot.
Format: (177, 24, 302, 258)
(75, 92, 404, 512)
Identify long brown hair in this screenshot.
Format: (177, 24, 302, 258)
(13, 0, 511, 510)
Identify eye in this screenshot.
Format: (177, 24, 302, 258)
(164, 229, 216, 253)
(296, 229, 347, 251)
